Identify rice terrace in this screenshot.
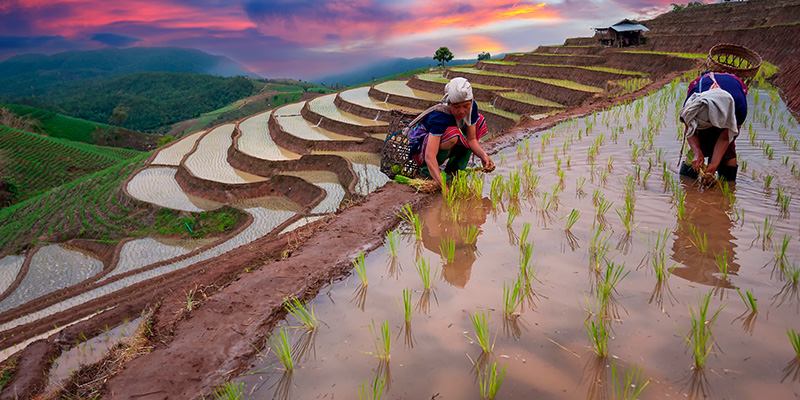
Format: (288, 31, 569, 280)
(0, 0, 799, 399)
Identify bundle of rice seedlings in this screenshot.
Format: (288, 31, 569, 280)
(393, 175, 440, 193)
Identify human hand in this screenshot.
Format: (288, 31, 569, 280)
(481, 156, 495, 172)
(691, 152, 704, 173)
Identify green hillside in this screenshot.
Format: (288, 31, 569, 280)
(0, 125, 144, 205)
(1, 104, 158, 147)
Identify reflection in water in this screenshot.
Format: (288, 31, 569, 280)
(679, 368, 712, 400)
(771, 280, 800, 312)
(732, 309, 758, 335)
(671, 178, 740, 289)
(781, 357, 800, 384)
(420, 197, 491, 288)
(581, 356, 610, 400)
(292, 329, 317, 363)
(351, 284, 368, 312)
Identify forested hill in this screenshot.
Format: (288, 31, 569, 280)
(9, 72, 259, 132)
(0, 47, 258, 99)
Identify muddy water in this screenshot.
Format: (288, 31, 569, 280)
(239, 81, 800, 399)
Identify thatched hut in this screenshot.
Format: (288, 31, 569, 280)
(594, 19, 649, 47)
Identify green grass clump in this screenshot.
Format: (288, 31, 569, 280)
(358, 375, 386, 400)
(368, 320, 391, 361)
(284, 297, 318, 331)
(267, 327, 294, 371)
(678, 292, 725, 369)
(353, 252, 368, 286)
(478, 361, 507, 399)
(212, 381, 245, 400)
(466, 310, 495, 354)
(788, 328, 800, 357)
(610, 359, 651, 400)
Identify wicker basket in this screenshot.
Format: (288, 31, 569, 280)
(706, 43, 762, 81)
(380, 109, 421, 179)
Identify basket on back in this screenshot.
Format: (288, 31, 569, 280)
(380, 109, 421, 179)
(706, 43, 762, 81)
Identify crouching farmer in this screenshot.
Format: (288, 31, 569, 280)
(408, 77, 494, 189)
(679, 71, 748, 182)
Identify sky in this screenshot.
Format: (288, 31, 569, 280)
(0, 0, 687, 80)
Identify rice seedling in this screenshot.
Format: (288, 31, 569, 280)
(677, 292, 725, 369)
(401, 288, 412, 323)
(616, 202, 635, 233)
(718, 180, 735, 205)
(740, 159, 748, 171)
(686, 224, 709, 253)
(609, 359, 651, 400)
(490, 175, 505, 208)
(590, 226, 611, 272)
(213, 381, 245, 400)
(384, 229, 400, 258)
(584, 314, 610, 357)
(284, 297, 318, 331)
(675, 187, 687, 220)
(396, 204, 423, 240)
(460, 224, 480, 245)
(439, 238, 456, 263)
(358, 375, 386, 400)
(519, 242, 535, 278)
(367, 320, 391, 361)
(776, 234, 791, 266)
(414, 257, 437, 290)
(598, 262, 629, 300)
(507, 204, 520, 226)
(789, 329, 800, 357)
(502, 279, 523, 316)
(779, 193, 792, 214)
(651, 252, 676, 281)
(564, 209, 580, 231)
(714, 249, 728, 278)
(785, 263, 800, 283)
(519, 222, 531, 248)
(466, 310, 495, 353)
(596, 197, 613, 219)
(267, 327, 294, 371)
(507, 171, 522, 201)
(765, 174, 774, 189)
(353, 252, 368, 286)
(478, 361, 507, 400)
(737, 289, 758, 313)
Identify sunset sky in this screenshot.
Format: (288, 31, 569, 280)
(0, 0, 687, 80)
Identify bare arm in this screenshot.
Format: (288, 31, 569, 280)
(424, 134, 445, 189)
(685, 125, 704, 172)
(464, 124, 494, 169)
(705, 128, 731, 176)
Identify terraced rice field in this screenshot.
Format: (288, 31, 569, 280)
(307, 94, 387, 127)
(339, 87, 421, 113)
(0, 245, 104, 313)
(497, 91, 564, 107)
(237, 112, 300, 160)
(184, 124, 267, 184)
(126, 167, 222, 212)
(452, 67, 605, 93)
(101, 237, 211, 281)
(282, 171, 345, 214)
(150, 130, 205, 166)
(477, 101, 521, 121)
(274, 103, 362, 141)
(374, 81, 443, 101)
(0, 256, 24, 295)
(482, 60, 648, 76)
(0, 204, 297, 335)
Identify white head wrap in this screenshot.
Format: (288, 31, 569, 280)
(443, 77, 473, 104)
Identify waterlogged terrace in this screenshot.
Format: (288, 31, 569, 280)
(452, 67, 605, 93)
(373, 81, 443, 102)
(481, 60, 648, 76)
(274, 102, 363, 141)
(237, 112, 300, 160)
(339, 87, 422, 114)
(126, 167, 222, 212)
(184, 124, 267, 184)
(307, 94, 387, 127)
(150, 130, 205, 166)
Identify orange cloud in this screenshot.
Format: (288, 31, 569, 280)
(461, 35, 504, 54)
(392, 0, 560, 35)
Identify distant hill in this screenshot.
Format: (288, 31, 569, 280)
(0, 47, 258, 99)
(313, 56, 502, 87)
(1, 104, 159, 150)
(0, 125, 144, 206)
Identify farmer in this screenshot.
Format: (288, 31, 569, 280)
(678, 71, 748, 182)
(409, 77, 494, 189)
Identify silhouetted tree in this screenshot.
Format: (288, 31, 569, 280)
(433, 47, 454, 69)
(478, 52, 491, 61)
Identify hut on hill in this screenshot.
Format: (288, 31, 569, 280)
(594, 19, 650, 47)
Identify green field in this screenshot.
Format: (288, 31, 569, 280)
(0, 153, 246, 256)
(0, 125, 143, 203)
(2, 104, 124, 144)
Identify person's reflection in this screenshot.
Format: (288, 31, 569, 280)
(670, 177, 740, 289)
(420, 196, 491, 288)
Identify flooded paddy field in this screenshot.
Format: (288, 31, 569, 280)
(236, 80, 800, 399)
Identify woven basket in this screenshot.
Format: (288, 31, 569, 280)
(380, 109, 421, 179)
(706, 43, 762, 80)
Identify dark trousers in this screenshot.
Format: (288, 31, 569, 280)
(680, 163, 739, 182)
(420, 145, 472, 178)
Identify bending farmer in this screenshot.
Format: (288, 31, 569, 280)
(678, 71, 748, 182)
(408, 77, 494, 189)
